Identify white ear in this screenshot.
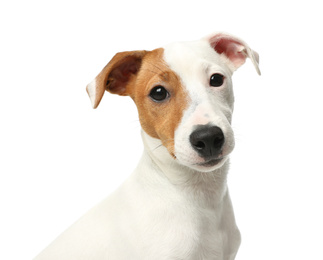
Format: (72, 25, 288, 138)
(86, 78, 103, 109)
(204, 32, 261, 75)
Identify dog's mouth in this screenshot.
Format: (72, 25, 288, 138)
(195, 157, 224, 167)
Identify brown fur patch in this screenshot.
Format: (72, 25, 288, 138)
(88, 48, 189, 156)
(128, 48, 189, 156)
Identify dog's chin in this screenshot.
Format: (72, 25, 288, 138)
(178, 156, 228, 173)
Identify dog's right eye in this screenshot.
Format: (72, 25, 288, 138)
(149, 86, 169, 102)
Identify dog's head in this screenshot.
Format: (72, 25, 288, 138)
(87, 33, 260, 172)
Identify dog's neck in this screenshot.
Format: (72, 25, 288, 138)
(139, 131, 229, 205)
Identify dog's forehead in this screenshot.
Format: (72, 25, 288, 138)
(162, 39, 230, 105)
(163, 40, 222, 78)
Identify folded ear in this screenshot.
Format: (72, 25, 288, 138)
(205, 33, 261, 75)
(86, 50, 147, 108)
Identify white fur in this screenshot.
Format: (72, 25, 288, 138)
(34, 132, 240, 260)
(86, 78, 97, 108)
(164, 39, 235, 172)
(34, 34, 259, 260)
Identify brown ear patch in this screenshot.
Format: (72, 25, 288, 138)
(86, 50, 147, 108)
(106, 52, 147, 95)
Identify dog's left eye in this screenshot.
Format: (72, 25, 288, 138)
(210, 73, 224, 87)
(149, 86, 169, 102)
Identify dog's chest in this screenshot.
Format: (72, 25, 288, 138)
(171, 208, 226, 259)
(125, 178, 239, 260)
(139, 200, 235, 260)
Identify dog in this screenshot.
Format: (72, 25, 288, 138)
(34, 32, 260, 260)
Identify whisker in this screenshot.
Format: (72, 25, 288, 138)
(128, 119, 142, 130)
(152, 143, 164, 151)
(152, 138, 174, 152)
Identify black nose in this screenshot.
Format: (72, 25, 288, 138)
(189, 125, 225, 159)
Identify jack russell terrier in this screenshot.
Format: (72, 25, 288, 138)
(34, 32, 260, 260)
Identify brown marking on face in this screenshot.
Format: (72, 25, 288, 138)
(87, 48, 189, 157)
(127, 48, 189, 157)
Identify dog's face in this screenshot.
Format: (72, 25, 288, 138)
(87, 33, 260, 172)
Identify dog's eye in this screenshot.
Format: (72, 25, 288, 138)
(149, 86, 169, 102)
(210, 74, 224, 87)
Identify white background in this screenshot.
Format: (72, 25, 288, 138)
(1, 0, 322, 259)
